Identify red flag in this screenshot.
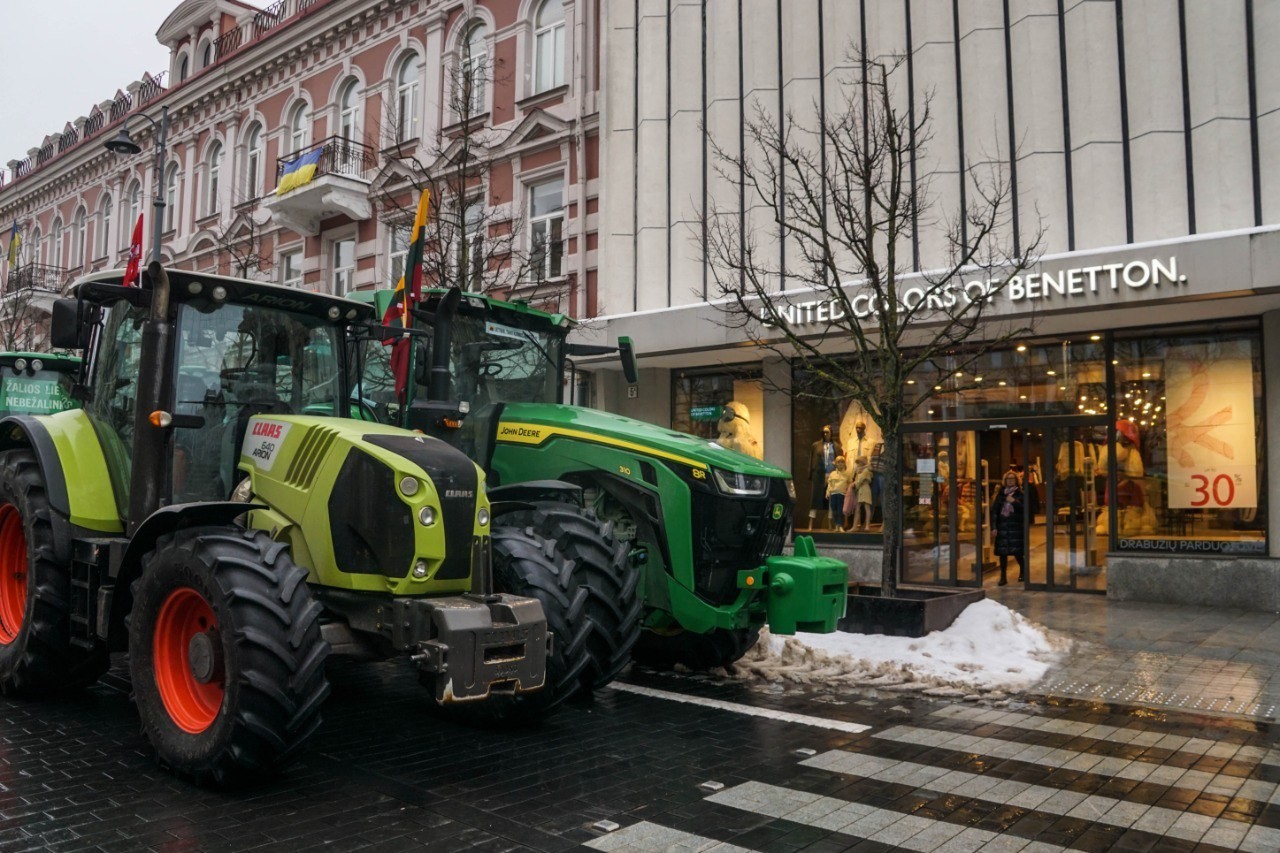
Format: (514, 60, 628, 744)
(122, 214, 144, 287)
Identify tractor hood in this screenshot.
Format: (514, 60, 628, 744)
(497, 402, 790, 477)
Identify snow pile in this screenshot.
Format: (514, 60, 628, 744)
(732, 599, 1071, 697)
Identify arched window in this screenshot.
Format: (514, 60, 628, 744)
(126, 180, 142, 240)
(205, 142, 223, 215)
(99, 193, 113, 257)
(200, 40, 213, 68)
(29, 227, 40, 265)
(244, 123, 263, 196)
(338, 79, 361, 142)
(460, 22, 488, 117)
(164, 164, 180, 232)
(51, 217, 64, 268)
(72, 208, 87, 267)
(534, 0, 565, 93)
(395, 53, 421, 141)
(288, 102, 311, 154)
(179, 55, 190, 82)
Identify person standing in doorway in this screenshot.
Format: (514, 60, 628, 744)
(990, 469, 1027, 586)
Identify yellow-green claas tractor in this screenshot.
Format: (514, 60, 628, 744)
(0, 264, 635, 787)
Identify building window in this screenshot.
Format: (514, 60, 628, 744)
(289, 102, 311, 154)
(200, 39, 213, 68)
(51, 217, 63, 268)
(99, 194, 112, 258)
(1110, 325, 1266, 554)
(456, 200, 484, 290)
(388, 224, 410, 286)
(338, 78, 361, 142)
(281, 251, 303, 288)
(332, 238, 355, 296)
(673, 368, 765, 452)
(395, 53, 421, 141)
(528, 178, 564, 281)
(534, 0, 566, 94)
(72, 208, 87, 268)
(164, 164, 180, 232)
(206, 142, 223, 216)
(126, 181, 141, 243)
(179, 55, 189, 82)
(244, 123, 263, 198)
(459, 22, 488, 117)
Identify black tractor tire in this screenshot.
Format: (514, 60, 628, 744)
(463, 506, 639, 723)
(499, 502, 641, 689)
(0, 449, 108, 695)
(128, 526, 329, 788)
(631, 626, 761, 672)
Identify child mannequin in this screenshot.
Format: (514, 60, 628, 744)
(825, 456, 850, 530)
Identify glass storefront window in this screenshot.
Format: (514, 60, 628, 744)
(906, 339, 1108, 421)
(1110, 326, 1266, 554)
(671, 368, 765, 458)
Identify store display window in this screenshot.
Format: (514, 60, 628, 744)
(1109, 325, 1266, 554)
(671, 368, 765, 459)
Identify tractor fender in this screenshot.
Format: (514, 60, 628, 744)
(0, 413, 119, 564)
(488, 479, 582, 517)
(107, 502, 265, 647)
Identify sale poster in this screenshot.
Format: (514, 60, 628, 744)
(1165, 341, 1257, 509)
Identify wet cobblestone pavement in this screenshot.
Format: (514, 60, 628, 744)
(2, 633, 1279, 852)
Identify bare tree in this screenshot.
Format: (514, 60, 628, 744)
(214, 197, 273, 279)
(0, 286, 42, 352)
(705, 53, 1042, 598)
(372, 40, 538, 300)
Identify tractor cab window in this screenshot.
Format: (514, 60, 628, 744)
(351, 336, 403, 423)
(441, 314, 562, 410)
(85, 299, 148, 515)
(172, 300, 344, 503)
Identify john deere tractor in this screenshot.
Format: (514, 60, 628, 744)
(357, 288, 847, 671)
(0, 265, 635, 787)
(0, 352, 79, 417)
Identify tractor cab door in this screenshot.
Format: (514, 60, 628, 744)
(83, 298, 149, 517)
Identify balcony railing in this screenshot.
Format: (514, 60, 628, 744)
(6, 264, 71, 294)
(275, 136, 377, 186)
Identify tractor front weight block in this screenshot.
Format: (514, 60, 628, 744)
(402, 594, 550, 702)
(762, 536, 849, 635)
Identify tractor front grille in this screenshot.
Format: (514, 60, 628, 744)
(688, 478, 793, 605)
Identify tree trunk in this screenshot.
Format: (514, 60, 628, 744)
(880, 424, 901, 599)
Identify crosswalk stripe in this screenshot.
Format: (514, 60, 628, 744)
(608, 683, 871, 733)
(584, 821, 754, 852)
(801, 749, 1280, 852)
(705, 781, 1072, 852)
(929, 704, 1280, 767)
(872, 724, 1280, 803)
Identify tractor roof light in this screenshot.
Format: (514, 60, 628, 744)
(29, 359, 42, 372)
(12, 358, 26, 372)
(399, 476, 420, 497)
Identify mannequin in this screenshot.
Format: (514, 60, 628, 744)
(849, 455, 873, 530)
(826, 456, 850, 529)
(716, 401, 762, 459)
(1096, 420, 1151, 537)
(808, 425, 842, 529)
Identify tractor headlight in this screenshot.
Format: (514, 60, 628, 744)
(230, 477, 253, 503)
(477, 507, 490, 527)
(711, 467, 769, 497)
(418, 506, 436, 526)
(784, 479, 796, 500)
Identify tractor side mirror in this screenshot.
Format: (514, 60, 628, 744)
(618, 336, 639, 385)
(50, 299, 91, 350)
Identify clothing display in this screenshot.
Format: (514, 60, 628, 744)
(808, 429, 841, 517)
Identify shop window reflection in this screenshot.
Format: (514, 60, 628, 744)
(671, 368, 765, 458)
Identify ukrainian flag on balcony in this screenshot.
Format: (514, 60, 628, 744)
(275, 148, 324, 196)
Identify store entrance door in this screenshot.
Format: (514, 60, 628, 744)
(901, 420, 1108, 592)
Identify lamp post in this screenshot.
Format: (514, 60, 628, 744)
(103, 105, 168, 266)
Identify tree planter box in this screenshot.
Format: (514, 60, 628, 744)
(838, 585, 986, 638)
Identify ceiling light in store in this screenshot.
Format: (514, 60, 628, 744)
(1080, 395, 1088, 402)
(935, 385, 942, 391)
(1112, 359, 1119, 365)
(1016, 345, 1027, 352)
(1046, 369, 1056, 376)
(955, 372, 963, 377)
(1078, 404, 1085, 410)
(1142, 372, 1152, 378)
(928, 409, 935, 415)
(907, 379, 916, 385)
(1090, 334, 1101, 341)
(1019, 394, 1027, 400)
(1087, 409, 1097, 415)
(974, 376, 983, 383)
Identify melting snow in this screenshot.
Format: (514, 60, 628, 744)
(731, 599, 1071, 697)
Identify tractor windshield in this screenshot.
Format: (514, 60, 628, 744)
(171, 301, 345, 502)
(439, 314, 562, 409)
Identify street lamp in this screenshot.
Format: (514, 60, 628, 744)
(103, 105, 168, 266)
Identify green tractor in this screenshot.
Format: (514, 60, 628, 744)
(0, 264, 636, 787)
(0, 352, 79, 416)
(357, 288, 847, 671)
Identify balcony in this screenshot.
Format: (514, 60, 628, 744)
(6, 264, 72, 295)
(255, 136, 376, 236)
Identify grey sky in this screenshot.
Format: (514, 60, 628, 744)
(0, 1, 204, 179)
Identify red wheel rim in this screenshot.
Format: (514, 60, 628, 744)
(0, 505, 27, 644)
(154, 587, 223, 733)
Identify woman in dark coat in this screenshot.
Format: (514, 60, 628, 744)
(990, 470, 1027, 586)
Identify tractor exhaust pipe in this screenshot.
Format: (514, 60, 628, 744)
(428, 287, 461, 401)
(126, 261, 174, 534)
